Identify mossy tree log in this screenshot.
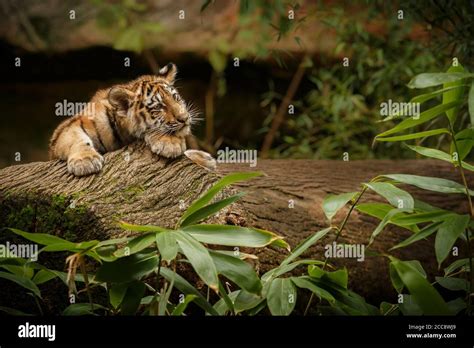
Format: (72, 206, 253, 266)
(0, 142, 473, 308)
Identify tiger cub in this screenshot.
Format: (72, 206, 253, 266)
(49, 63, 213, 176)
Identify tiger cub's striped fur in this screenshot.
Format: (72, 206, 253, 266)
(49, 63, 201, 176)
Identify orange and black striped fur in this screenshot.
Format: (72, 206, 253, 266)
(49, 63, 207, 176)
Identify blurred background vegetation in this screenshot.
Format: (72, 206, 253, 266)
(0, 0, 472, 167)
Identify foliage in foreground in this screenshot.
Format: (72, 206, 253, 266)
(323, 63, 474, 315)
(1, 66, 473, 316)
(0, 172, 375, 316)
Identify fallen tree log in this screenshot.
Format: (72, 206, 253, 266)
(0, 142, 472, 310)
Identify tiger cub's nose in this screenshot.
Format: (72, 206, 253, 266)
(176, 113, 189, 123)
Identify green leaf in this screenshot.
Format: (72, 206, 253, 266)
(182, 224, 289, 249)
(32, 269, 57, 285)
(155, 231, 178, 262)
(389, 258, 451, 315)
(266, 278, 297, 316)
(118, 221, 168, 233)
(7, 228, 74, 247)
(233, 290, 264, 313)
(175, 231, 219, 292)
(407, 72, 474, 89)
(435, 277, 469, 292)
(180, 172, 263, 224)
(308, 266, 348, 289)
(365, 182, 414, 210)
(369, 208, 408, 245)
(443, 65, 466, 124)
(95, 253, 158, 283)
(209, 251, 262, 294)
(390, 260, 426, 293)
(114, 233, 156, 257)
(376, 128, 450, 142)
(121, 281, 146, 315)
(0, 271, 41, 298)
(62, 303, 106, 316)
(435, 214, 470, 266)
(172, 295, 198, 316)
(356, 202, 392, 219)
(392, 211, 452, 225)
(379, 174, 474, 195)
(375, 101, 462, 138)
(391, 222, 441, 250)
(450, 128, 474, 162)
(262, 260, 326, 282)
(291, 277, 335, 303)
(322, 192, 358, 221)
(180, 193, 244, 227)
(0, 264, 34, 279)
(406, 144, 451, 161)
(444, 258, 470, 276)
(213, 290, 240, 315)
(410, 85, 468, 104)
(280, 228, 333, 268)
(160, 267, 218, 315)
(109, 283, 128, 310)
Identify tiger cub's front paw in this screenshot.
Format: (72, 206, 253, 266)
(148, 135, 186, 158)
(67, 150, 104, 177)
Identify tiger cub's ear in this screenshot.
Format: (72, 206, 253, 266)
(158, 63, 177, 84)
(108, 87, 134, 116)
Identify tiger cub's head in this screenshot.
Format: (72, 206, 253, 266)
(107, 63, 197, 138)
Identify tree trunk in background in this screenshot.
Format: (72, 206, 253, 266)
(1, 142, 472, 307)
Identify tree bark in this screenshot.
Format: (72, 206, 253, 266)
(1, 142, 472, 306)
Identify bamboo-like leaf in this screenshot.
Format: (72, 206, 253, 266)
(389, 258, 451, 315)
(266, 278, 297, 316)
(180, 193, 244, 227)
(369, 208, 408, 245)
(364, 182, 414, 210)
(180, 172, 263, 224)
(209, 251, 262, 294)
(435, 214, 470, 266)
(322, 192, 358, 221)
(280, 227, 333, 267)
(155, 231, 178, 262)
(182, 224, 289, 250)
(118, 221, 168, 233)
(95, 253, 158, 283)
(0, 271, 41, 298)
(379, 174, 474, 195)
(407, 72, 474, 89)
(160, 267, 218, 315)
(391, 222, 441, 250)
(291, 276, 335, 303)
(376, 128, 449, 142)
(375, 101, 462, 139)
(443, 65, 466, 124)
(175, 231, 219, 292)
(171, 295, 198, 316)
